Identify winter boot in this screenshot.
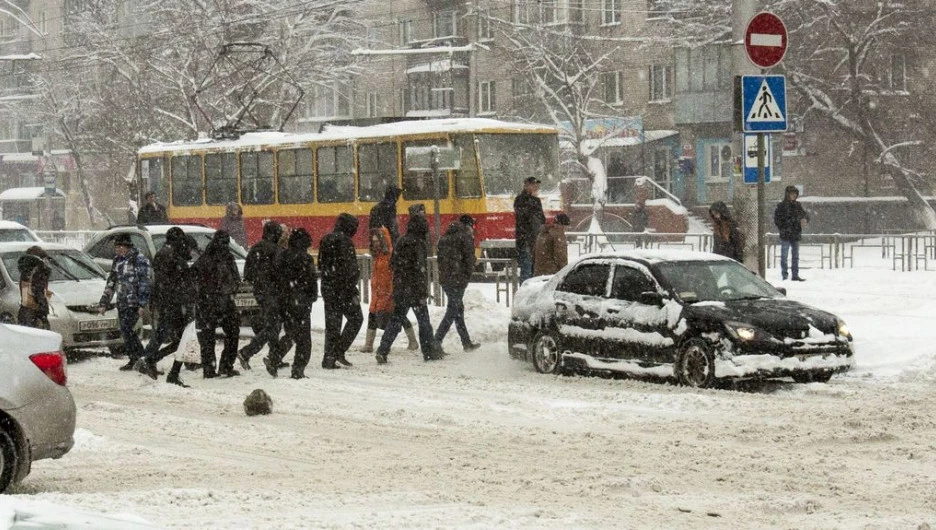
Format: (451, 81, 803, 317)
(322, 356, 341, 369)
(405, 326, 419, 351)
(237, 348, 252, 371)
(360, 329, 376, 353)
(463, 342, 481, 352)
(337, 353, 353, 367)
(262, 357, 278, 378)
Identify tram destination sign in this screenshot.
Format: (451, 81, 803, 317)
(405, 146, 461, 171)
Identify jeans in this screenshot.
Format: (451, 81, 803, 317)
(435, 286, 471, 346)
(377, 303, 434, 359)
(239, 294, 283, 360)
(323, 298, 364, 362)
(119, 307, 145, 361)
(780, 239, 800, 279)
(143, 305, 186, 363)
(517, 245, 533, 284)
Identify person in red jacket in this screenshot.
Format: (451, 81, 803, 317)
(360, 226, 418, 353)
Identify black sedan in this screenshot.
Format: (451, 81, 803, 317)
(507, 250, 853, 388)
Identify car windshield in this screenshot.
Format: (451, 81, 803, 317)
(2, 249, 106, 282)
(152, 232, 247, 259)
(0, 228, 40, 242)
(656, 260, 780, 303)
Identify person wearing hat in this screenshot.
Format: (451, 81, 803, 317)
(533, 212, 571, 276)
(99, 233, 152, 371)
(514, 176, 546, 283)
(774, 186, 810, 281)
(434, 214, 481, 352)
(17, 246, 52, 330)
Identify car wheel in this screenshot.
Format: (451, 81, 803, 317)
(531, 330, 563, 374)
(0, 424, 20, 493)
(793, 371, 833, 384)
(675, 338, 716, 388)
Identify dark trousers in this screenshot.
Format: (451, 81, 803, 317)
(239, 294, 282, 360)
(17, 306, 49, 330)
(143, 305, 186, 363)
(118, 307, 145, 361)
(435, 286, 471, 346)
(377, 303, 434, 359)
(196, 299, 240, 374)
(279, 307, 312, 377)
(366, 312, 413, 331)
(323, 298, 363, 362)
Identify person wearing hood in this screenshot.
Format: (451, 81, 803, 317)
(369, 185, 402, 243)
(98, 233, 152, 371)
(318, 213, 363, 369)
(709, 201, 744, 263)
(361, 225, 419, 353)
(374, 214, 444, 364)
(533, 212, 571, 276)
(434, 215, 480, 352)
(192, 230, 241, 378)
(774, 185, 810, 281)
(17, 246, 51, 330)
(264, 228, 318, 379)
(238, 221, 286, 370)
(220, 202, 248, 249)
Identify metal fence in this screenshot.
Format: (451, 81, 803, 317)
(34, 230, 97, 250)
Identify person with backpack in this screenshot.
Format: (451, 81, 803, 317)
(318, 213, 363, 369)
(238, 221, 285, 370)
(191, 230, 241, 378)
(17, 246, 51, 330)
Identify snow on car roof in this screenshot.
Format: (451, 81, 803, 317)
(0, 220, 32, 229)
(134, 224, 216, 234)
(0, 241, 74, 252)
(576, 248, 735, 265)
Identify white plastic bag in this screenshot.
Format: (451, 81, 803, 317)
(175, 321, 201, 364)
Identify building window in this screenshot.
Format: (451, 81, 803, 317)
(602, 0, 621, 25)
(399, 19, 413, 46)
(707, 143, 732, 183)
(433, 10, 456, 38)
(512, 77, 533, 99)
(649, 64, 672, 102)
(513, 0, 530, 23)
(366, 92, 379, 118)
(647, 0, 666, 19)
(39, 11, 47, 34)
(478, 81, 496, 114)
(366, 27, 378, 49)
(602, 71, 622, 105)
(889, 54, 906, 92)
(306, 82, 351, 119)
(478, 12, 494, 41)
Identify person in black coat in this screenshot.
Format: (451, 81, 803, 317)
(137, 191, 169, 225)
(774, 186, 810, 281)
(319, 213, 363, 369)
(434, 215, 480, 351)
(374, 214, 443, 364)
(17, 246, 51, 330)
(709, 201, 744, 263)
(192, 230, 241, 378)
(238, 221, 285, 370)
(369, 185, 402, 243)
(514, 176, 546, 283)
(264, 228, 318, 379)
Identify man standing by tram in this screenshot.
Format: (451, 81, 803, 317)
(514, 176, 546, 284)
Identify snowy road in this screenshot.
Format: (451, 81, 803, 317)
(6, 266, 936, 529)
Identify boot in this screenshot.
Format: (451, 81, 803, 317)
(237, 348, 251, 371)
(322, 356, 341, 369)
(360, 329, 376, 353)
(166, 372, 190, 388)
(262, 357, 278, 378)
(337, 353, 353, 367)
(119, 359, 137, 371)
(405, 326, 419, 351)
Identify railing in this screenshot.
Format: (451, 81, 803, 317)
(35, 230, 98, 250)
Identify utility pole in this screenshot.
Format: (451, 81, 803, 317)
(732, 0, 760, 274)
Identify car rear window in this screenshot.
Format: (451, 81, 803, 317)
(2, 250, 106, 282)
(0, 229, 40, 243)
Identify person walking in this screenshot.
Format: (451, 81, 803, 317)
(434, 215, 480, 352)
(191, 230, 241, 378)
(360, 226, 419, 353)
(238, 221, 285, 370)
(774, 185, 810, 281)
(319, 213, 363, 369)
(265, 228, 317, 379)
(98, 234, 151, 371)
(709, 201, 744, 262)
(514, 176, 546, 283)
(374, 215, 443, 364)
(136, 191, 169, 225)
(220, 201, 248, 249)
(631, 201, 650, 248)
(533, 212, 571, 276)
(17, 246, 51, 330)
(136, 227, 194, 387)
(369, 185, 402, 243)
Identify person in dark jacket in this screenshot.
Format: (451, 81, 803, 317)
(17, 246, 51, 330)
(709, 201, 744, 263)
(774, 186, 810, 281)
(360, 227, 419, 353)
(238, 221, 285, 370)
(514, 176, 546, 283)
(191, 230, 241, 378)
(264, 228, 318, 379)
(631, 201, 650, 248)
(136, 227, 193, 387)
(319, 213, 363, 369)
(369, 185, 402, 243)
(533, 212, 570, 276)
(136, 191, 169, 225)
(99, 234, 151, 371)
(374, 215, 443, 364)
(220, 202, 248, 249)
(434, 215, 480, 351)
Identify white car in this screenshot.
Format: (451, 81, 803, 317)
(0, 220, 41, 243)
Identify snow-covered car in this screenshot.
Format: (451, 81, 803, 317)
(0, 242, 123, 352)
(0, 220, 41, 243)
(508, 250, 854, 388)
(0, 323, 76, 493)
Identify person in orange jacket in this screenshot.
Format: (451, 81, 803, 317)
(360, 226, 418, 353)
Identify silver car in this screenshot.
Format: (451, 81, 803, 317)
(0, 220, 41, 243)
(0, 323, 77, 492)
(0, 242, 122, 352)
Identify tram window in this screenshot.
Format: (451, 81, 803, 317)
(141, 158, 169, 206)
(205, 152, 238, 205)
(401, 140, 449, 201)
(278, 148, 314, 204)
(358, 143, 398, 202)
(452, 134, 481, 198)
(171, 155, 203, 206)
(240, 151, 274, 205)
(317, 145, 354, 203)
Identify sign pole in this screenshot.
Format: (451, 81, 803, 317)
(431, 145, 441, 254)
(756, 132, 766, 278)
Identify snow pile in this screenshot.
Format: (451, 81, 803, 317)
(0, 498, 157, 529)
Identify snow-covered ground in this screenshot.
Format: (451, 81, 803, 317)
(4, 249, 936, 529)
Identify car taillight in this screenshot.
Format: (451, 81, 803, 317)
(29, 351, 68, 386)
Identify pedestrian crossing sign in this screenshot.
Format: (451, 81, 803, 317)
(742, 75, 787, 133)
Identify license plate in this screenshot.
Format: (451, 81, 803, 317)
(79, 318, 118, 331)
(235, 296, 258, 308)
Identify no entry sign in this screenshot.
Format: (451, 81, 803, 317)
(745, 12, 787, 69)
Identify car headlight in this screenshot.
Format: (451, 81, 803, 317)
(836, 319, 853, 341)
(724, 321, 767, 342)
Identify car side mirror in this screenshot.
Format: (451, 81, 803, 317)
(773, 286, 787, 296)
(639, 291, 664, 306)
